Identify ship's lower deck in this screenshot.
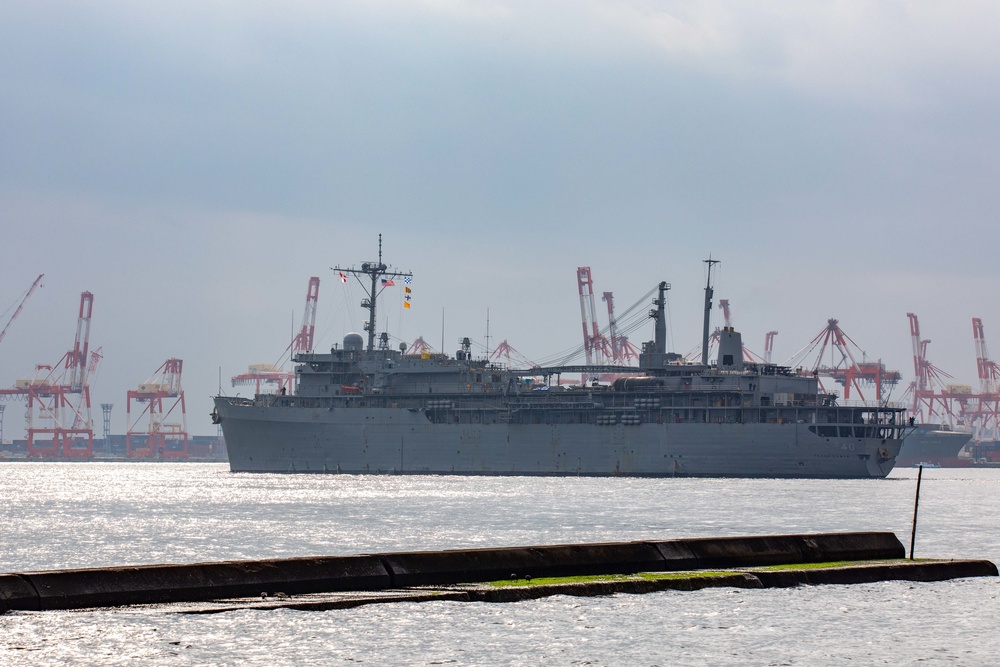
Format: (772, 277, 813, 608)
(214, 397, 902, 478)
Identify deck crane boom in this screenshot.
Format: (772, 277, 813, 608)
(0, 274, 43, 346)
(764, 331, 778, 364)
(719, 299, 732, 328)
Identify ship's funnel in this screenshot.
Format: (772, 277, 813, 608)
(717, 328, 744, 371)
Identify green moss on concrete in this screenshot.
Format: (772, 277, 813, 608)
(751, 559, 920, 572)
(488, 571, 735, 588)
(486, 560, 940, 588)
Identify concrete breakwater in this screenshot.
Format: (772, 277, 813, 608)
(1, 532, 995, 612)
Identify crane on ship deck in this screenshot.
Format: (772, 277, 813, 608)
(764, 331, 778, 364)
(684, 299, 765, 364)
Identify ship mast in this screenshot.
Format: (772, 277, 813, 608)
(332, 234, 413, 353)
(701, 258, 719, 366)
(652, 281, 670, 355)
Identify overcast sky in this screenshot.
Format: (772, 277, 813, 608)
(2, 1, 999, 435)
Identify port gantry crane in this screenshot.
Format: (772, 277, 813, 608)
(901, 314, 1000, 460)
(577, 266, 645, 382)
(786, 318, 901, 402)
(231, 276, 321, 395)
(126, 358, 188, 459)
(0, 274, 43, 347)
(576, 266, 611, 368)
(969, 317, 1000, 446)
(903, 312, 964, 427)
(489, 340, 539, 369)
(601, 290, 641, 365)
(295, 275, 320, 356)
(0, 291, 98, 458)
(973, 318, 1000, 396)
(405, 336, 435, 356)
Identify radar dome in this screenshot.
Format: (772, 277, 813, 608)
(343, 333, 364, 352)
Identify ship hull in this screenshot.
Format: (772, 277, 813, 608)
(896, 426, 971, 468)
(215, 399, 900, 479)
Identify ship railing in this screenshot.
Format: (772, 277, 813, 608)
(228, 396, 252, 407)
(677, 385, 745, 393)
(506, 400, 606, 411)
(226, 397, 256, 406)
(835, 399, 908, 410)
(253, 395, 336, 409)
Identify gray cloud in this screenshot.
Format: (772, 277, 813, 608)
(2, 1, 998, 433)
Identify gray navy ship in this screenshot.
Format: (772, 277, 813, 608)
(213, 241, 908, 478)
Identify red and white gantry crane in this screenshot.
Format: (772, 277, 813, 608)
(577, 267, 611, 367)
(787, 318, 901, 402)
(601, 291, 641, 364)
(126, 358, 188, 459)
(903, 312, 965, 426)
(0, 274, 43, 346)
(231, 276, 320, 395)
(0, 291, 98, 458)
(968, 317, 1000, 444)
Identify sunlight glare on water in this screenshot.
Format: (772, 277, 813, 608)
(2, 463, 1000, 665)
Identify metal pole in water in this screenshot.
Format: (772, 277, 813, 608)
(909, 464, 923, 560)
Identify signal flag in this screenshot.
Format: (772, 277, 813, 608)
(404, 302, 411, 309)
(339, 272, 347, 283)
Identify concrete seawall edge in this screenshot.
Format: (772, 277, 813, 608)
(1, 532, 992, 612)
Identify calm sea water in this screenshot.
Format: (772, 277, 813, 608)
(1, 463, 999, 666)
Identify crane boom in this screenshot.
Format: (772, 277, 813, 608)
(0, 274, 43, 345)
(67, 292, 94, 392)
(296, 277, 320, 354)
